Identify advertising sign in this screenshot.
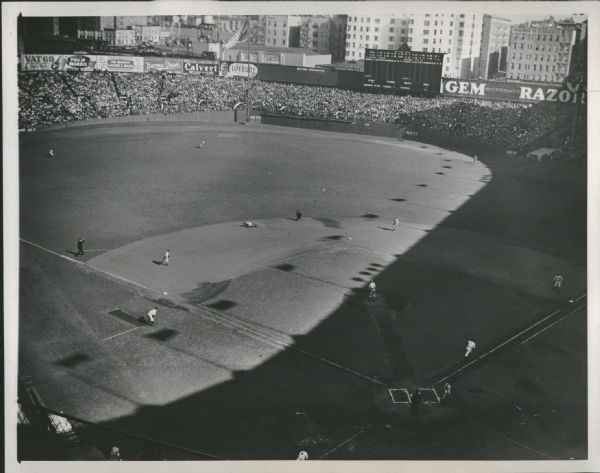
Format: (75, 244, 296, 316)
(220, 61, 258, 78)
(440, 78, 585, 104)
(144, 57, 183, 73)
(183, 60, 219, 75)
(96, 55, 144, 73)
(60, 55, 98, 71)
(21, 55, 61, 71)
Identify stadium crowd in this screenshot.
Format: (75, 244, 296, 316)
(18, 71, 578, 151)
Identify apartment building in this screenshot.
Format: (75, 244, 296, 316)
(479, 14, 511, 78)
(344, 13, 483, 78)
(298, 15, 347, 62)
(115, 29, 136, 46)
(506, 18, 577, 83)
(264, 15, 302, 47)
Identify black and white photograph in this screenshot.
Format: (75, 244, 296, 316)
(2, 1, 598, 472)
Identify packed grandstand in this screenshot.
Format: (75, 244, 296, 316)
(18, 70, 584, 158)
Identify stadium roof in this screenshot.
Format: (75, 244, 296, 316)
(229, 42, 328, 56)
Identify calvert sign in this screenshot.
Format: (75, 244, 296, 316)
(441, 79, 585, 104)
(183, 60, 218, 74)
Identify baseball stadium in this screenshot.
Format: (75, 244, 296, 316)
(12, 14, 589, 464)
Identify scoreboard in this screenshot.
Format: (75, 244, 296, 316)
(363, 49, 444, 94)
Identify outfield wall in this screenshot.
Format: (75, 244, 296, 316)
(259, 113, 507, 155)
(28, 110, 546, 156)
(30, 111, 236, 131)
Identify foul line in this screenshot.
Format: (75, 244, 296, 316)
(435, 309, 562, 385)
(198, 304, 387, 387)
(20, 238, 150, 291)
(319, 429, 368, 459)
(466, 419, 555, 460)
(102, 326, 143, 341)
(520, 305, 585, 345)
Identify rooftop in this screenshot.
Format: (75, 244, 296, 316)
(229, 42, 328, 55)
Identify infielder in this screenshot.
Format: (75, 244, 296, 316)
(465, 340, 476, 357)
(553, 274, 563, 289)
(147, 306, 158, 326)
(368, 280, 377, 300)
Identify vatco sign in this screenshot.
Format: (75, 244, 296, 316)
(442, 79, 585, 104)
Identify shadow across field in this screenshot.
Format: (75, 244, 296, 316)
(93, 145, 586, 460)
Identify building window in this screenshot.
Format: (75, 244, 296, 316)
(424, 20, 430, 26)
(366, 26, 370, 32)
(389, 27, 394, 32)
(367, 17, 371, 22)
(423, 29, 429, 35)
(313, 41, 318, 47)
(423, 38, 429, 44)
(389, 36, 394, 42)
(374, 36, 378, 41)
(407, 37, 412, 42)
(375, 27, 379, 32)
(366, 35, 370, 40)
(409, 28, 413, 33)
(423, 47, 428, 52)
(390, 18, 395, 24)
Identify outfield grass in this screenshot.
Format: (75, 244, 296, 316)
(18, 120, 586, 459)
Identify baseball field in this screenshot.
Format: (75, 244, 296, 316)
(17, 118, 587, 460)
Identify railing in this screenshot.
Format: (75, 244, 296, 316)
(17, 399, 225, 461)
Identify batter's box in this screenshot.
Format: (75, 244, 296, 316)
(388, 388, 440, 404)
(418, 388, 440, 404)
(388, 388, 410, 404)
